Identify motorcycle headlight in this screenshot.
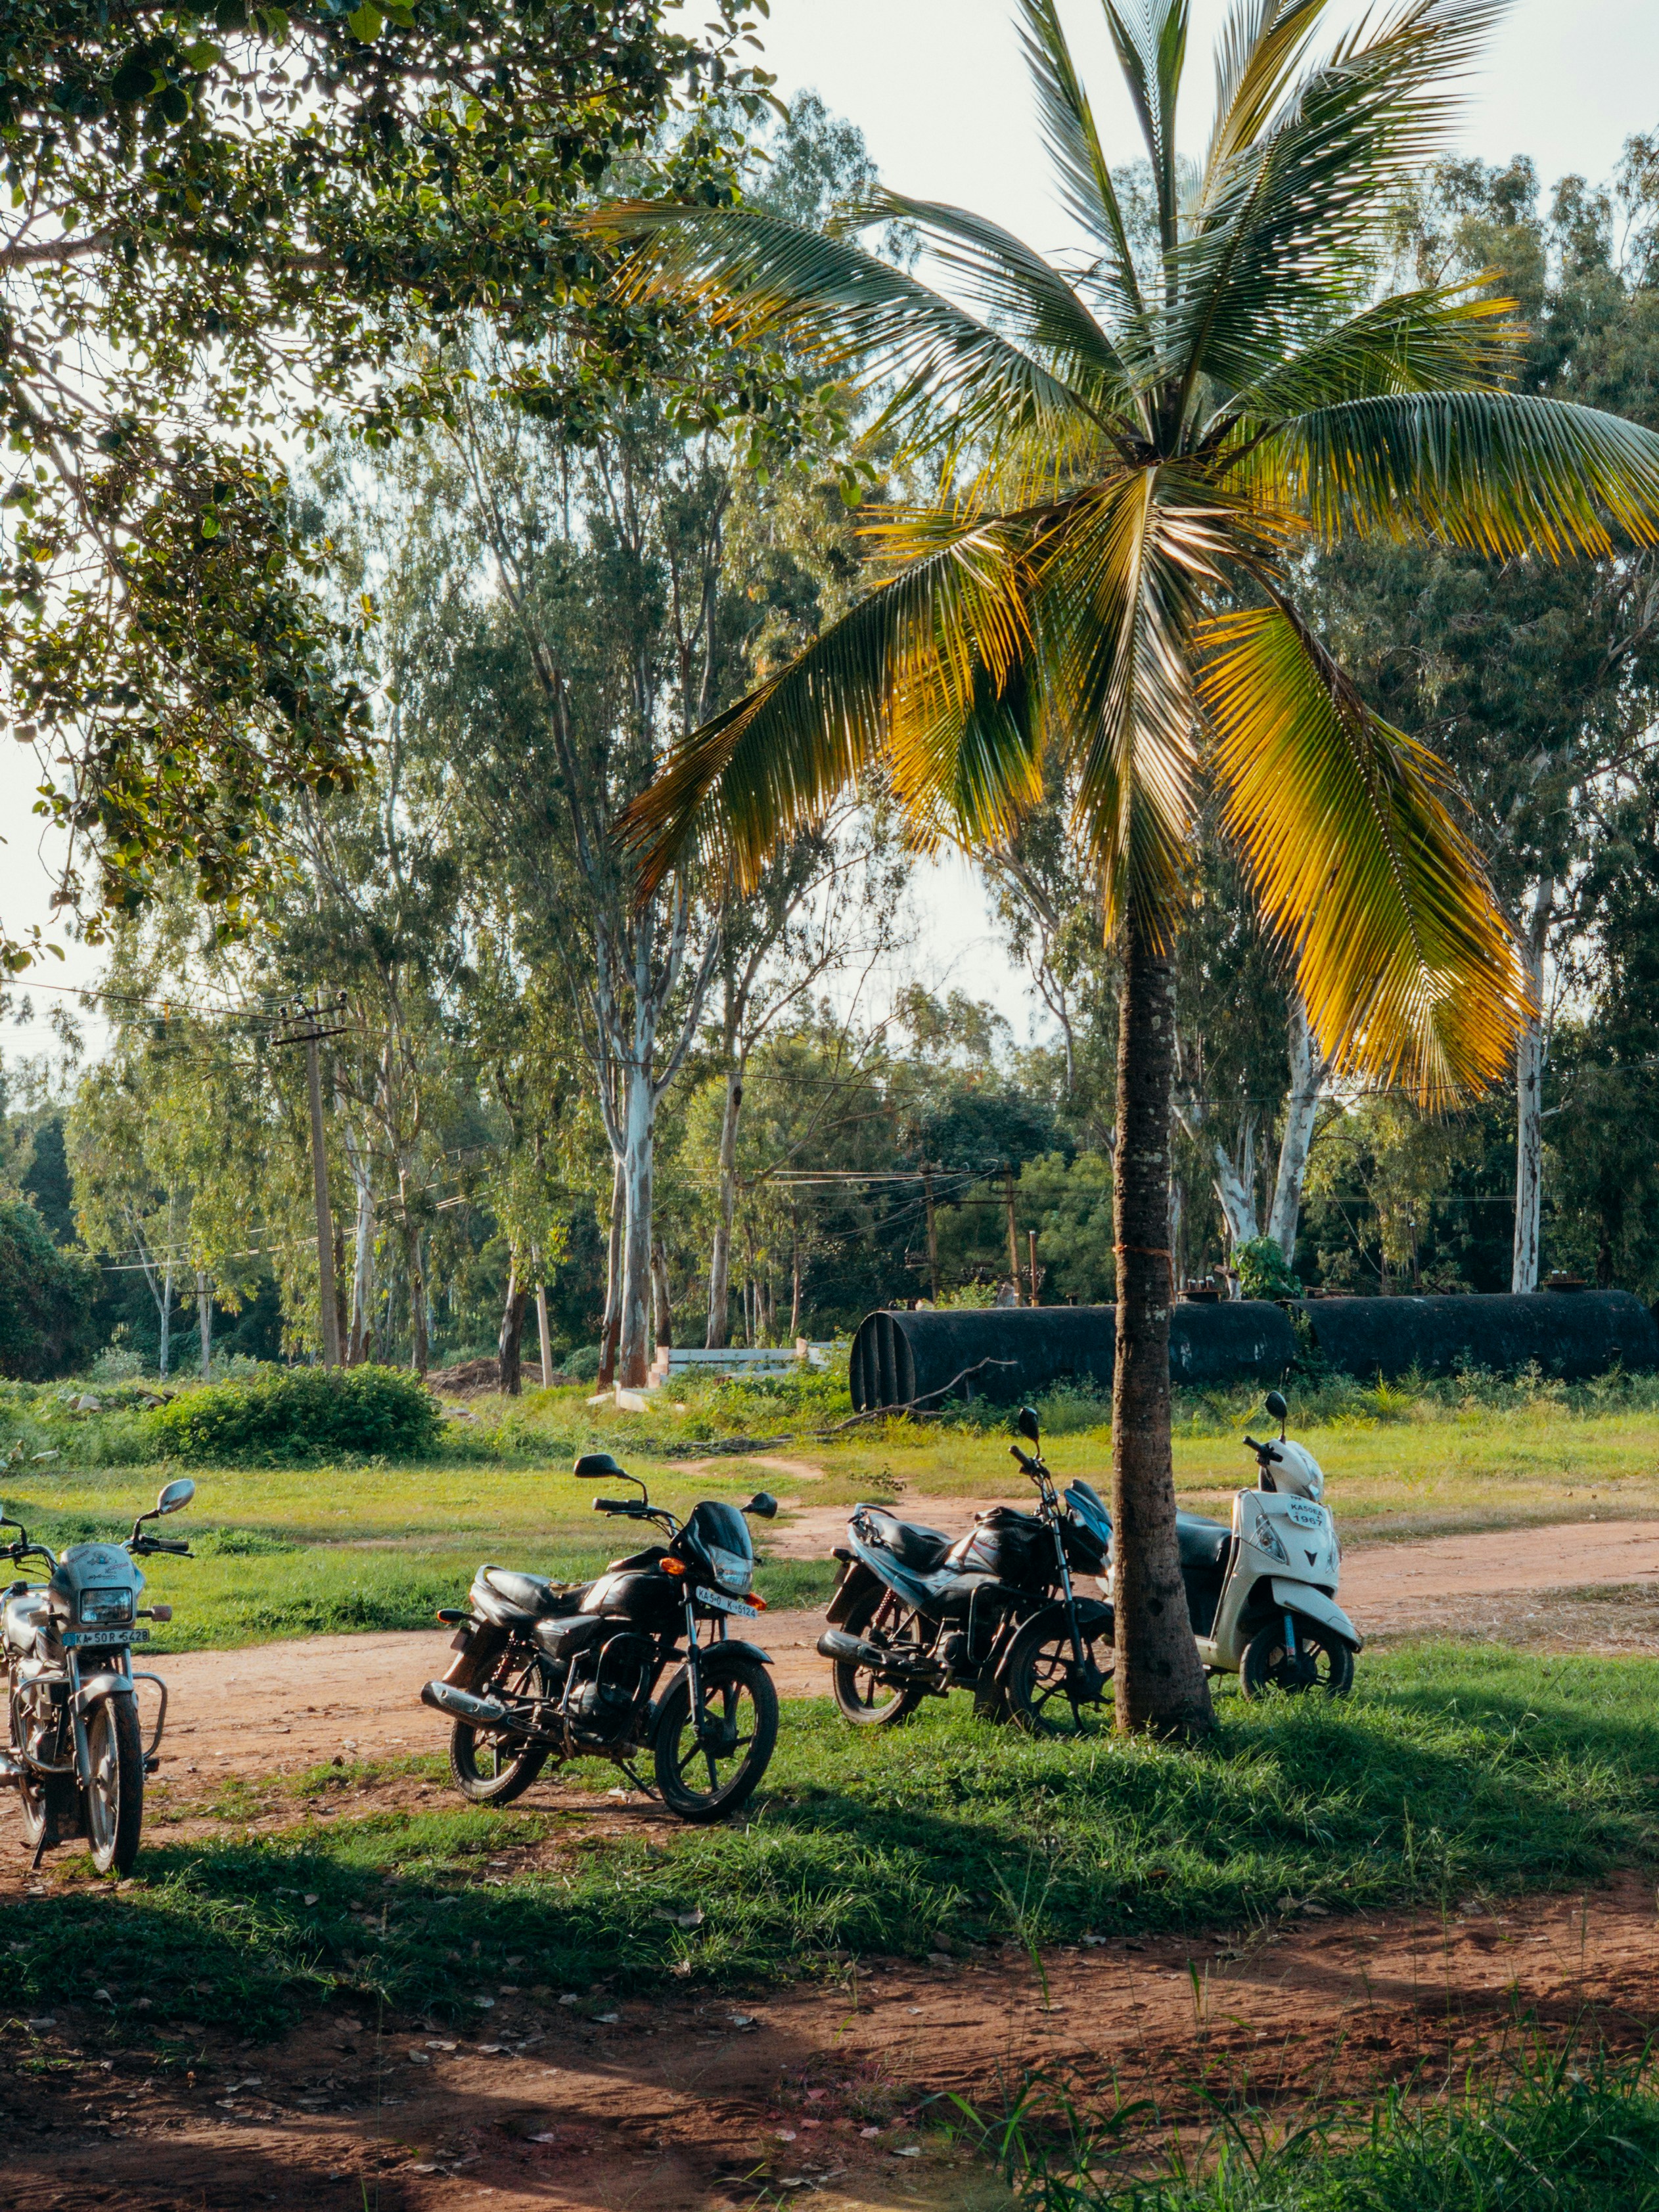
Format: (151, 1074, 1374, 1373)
(704, 1543, 753, 1596)
(1248, 1512, 1289, 1566)
(80, 1585, 135, 1627)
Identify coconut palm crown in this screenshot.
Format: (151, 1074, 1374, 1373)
(599, 0, 1659, 1732)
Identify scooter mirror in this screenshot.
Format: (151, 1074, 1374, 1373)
(740, 1493, 778, 1520)
(573, 1452, 625, 1479)
(156, 1478, 195, 1516)
(1016, 1405, 1041, 1445)
(1263, 1390, 1288, 1423)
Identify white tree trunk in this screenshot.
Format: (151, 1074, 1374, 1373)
(705, 1071, 742, 1348)
(1512, 880, 1555, 1294)
(1267, 992, 1326, 1262)
(1212, 1140, 1260, 1265)
(535, 1280, 553, 1388)
(598, 1157, 624, 1388)
(158, 1260, 173, 1379)
(618, 1069, 655, 1388)
(342, 1123, 375, 1366)
(196, 1269, 212, 1379)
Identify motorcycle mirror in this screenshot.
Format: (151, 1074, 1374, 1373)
(740, 1493, 778, 1520)
(573, 1453, 625, 1479)
(1263, 1389, 1288, 1426)
(155, 1478, 195, 1517)
(1016, 1405, 1041, 1445)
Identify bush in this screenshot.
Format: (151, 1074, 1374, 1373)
(147, 1365, 444, 1464)
(1233, 1234, 1301, 1301)
(0, 1200, 98, 1380)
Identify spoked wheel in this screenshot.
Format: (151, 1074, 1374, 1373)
(654, 1649, 779, 1824)
(1240, 1619, 1353, 1700)
(449, 1645, 551, 1805)
(84, 1696, 145, 1876)
(830, 1587, 928, 1728)
(1004, 1604, 1116, 1738)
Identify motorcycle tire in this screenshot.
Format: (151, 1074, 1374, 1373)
(1003, 1603, 1116, 1738)
(1239, 1619, 1354, 1700)
(84, 1695, 145, 1877)
(829, 1587, 926, 1728)
(449, 1645, 550, 1805)
(653, 1648, 778, 1824)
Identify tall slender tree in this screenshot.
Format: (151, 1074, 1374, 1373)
(601, 0, 1659, 1735)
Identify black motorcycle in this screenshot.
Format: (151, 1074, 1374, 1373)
(422, 1455, 780, 1823)
(817, 1406, 1116, 1734)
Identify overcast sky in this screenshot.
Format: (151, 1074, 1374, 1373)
(5, 0, 1657, 1064)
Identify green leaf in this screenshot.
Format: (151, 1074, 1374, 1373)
(346, 1, 383, 37)
(200, 514, 221, 539)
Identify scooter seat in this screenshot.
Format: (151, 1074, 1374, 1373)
(1175, 1513, 1232, 1571)
(854, 1507, 953, 1573)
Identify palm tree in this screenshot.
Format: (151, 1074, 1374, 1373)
(601, 0, 1659, 1735)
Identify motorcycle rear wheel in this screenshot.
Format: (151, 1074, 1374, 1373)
(654, 1648, 778, 1823)
(85, 1696, 145, 1876)
(830, 1588, 926, 1728)
(449, 1646, 550, 1805)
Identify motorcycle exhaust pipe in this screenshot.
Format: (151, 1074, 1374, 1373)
(817, 1629, 936, 1678)
(420, 1681, 541, 1737)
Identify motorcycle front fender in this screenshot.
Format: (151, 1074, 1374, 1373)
(1268, 1577, 1363, 1652)
(73, 1672, 135, 1713)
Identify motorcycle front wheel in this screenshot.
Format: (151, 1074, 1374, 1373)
(84, 1696, 145, 1876)
(1004, 1605, 1116, 1738)
(1239, 1619, 1354, 1700)
(449, 1645, 550, 1805)
(829, 1587, 927, 1728)
(654, 1648, 778, 1824)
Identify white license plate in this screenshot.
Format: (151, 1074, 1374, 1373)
(62, 1627, 148, 1648)
(694, 1587, 757, 1619)
(1287, 1502, 1325, 1529)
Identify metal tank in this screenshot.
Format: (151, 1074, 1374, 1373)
(1288, 1288, 1659, 1382)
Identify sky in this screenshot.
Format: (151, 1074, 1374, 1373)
(5, 0, 1658, 1066)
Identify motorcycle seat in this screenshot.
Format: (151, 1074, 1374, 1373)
(855, 1508, 953, 1573)
(1175, 1513, 1232, 1571)
(474, 1566, 583, 1626)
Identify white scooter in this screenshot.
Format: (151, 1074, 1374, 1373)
(1167, 1389, 1361, 1698)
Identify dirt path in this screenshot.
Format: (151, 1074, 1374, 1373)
(3, 1872, 1656, 2211)
(136, 1513, 1659, 1781)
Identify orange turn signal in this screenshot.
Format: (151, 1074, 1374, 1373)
(662, 1558, 687, 1576)
(750, 1595, 768, 1612)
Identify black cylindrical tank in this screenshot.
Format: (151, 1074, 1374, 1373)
(1289, 1288, 1659, 1381)
(848, 1301, 1298, 1412)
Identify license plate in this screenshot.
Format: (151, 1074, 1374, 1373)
(62, 1628, 148, 1648)
(694, 1587, 757, 1619)
(1287, 1502, 1325, 1529)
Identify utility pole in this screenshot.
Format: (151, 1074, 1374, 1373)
(1027, 1228, 1039, 1307)
(1005, 1164, 1022, 1305)
(277, 995, 349, 1369)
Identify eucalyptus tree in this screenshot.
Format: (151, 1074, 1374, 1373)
(599, 0, 1659, 1735)
(0, 0, 772, 972)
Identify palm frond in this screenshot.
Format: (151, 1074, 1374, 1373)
(1198, 596, 1526, 1100)
(1205, 0, 1330, 183)
(584, 202, 1102, 464)
(1015, 0, 1149, 332)
(1169, 0, 1509, 398)
(1211, 282, 1518, 424)
(871, 191, 1139, 425)
(1258, 390, 1659, 556)
(1104, 0, 1192, 256)
(618, 515, 1041, 901)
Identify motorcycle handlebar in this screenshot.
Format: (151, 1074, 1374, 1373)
(594, 1497, 640, 1514)
(134, 1536, 192, 1555)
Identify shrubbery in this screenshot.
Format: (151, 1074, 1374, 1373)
(0, 1200, 98, 1380)
(147, 1365, 443, 1464)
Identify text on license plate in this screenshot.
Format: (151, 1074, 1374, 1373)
(695, 1587, 757, 1618)
(62, 1627, 149, 1648)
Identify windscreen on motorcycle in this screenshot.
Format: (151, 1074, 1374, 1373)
(685, 1501, 755, 1594)
(1064, 1480, 1112, 1541)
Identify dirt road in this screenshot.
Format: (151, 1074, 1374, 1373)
(139, 1512, 1659, 1781)
(3, 1870, 1656, 2210)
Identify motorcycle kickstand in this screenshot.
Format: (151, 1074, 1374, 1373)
(615, 1758, 658, 1800)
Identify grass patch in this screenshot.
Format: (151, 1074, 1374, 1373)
(970, 2046, 1659, 2209)
(9, 1646, 1659, 2038)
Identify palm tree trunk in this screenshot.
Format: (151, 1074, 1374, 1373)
(1111, 911, 1216, 1740)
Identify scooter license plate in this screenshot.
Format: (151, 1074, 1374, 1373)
(695, 1587, 758, 1619)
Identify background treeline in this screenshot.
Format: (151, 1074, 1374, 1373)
(5, 119, 1659, 1384)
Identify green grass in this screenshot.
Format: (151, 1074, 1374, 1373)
(8, 1362, 1659, 1651)
(8, 1646, 1659, 2041)
(966, 2048, 1659, 2210)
